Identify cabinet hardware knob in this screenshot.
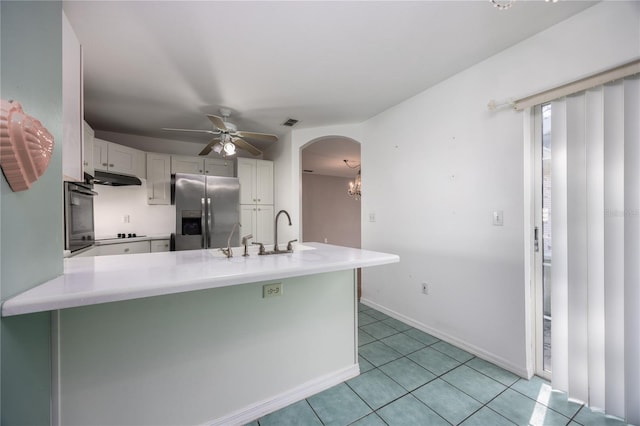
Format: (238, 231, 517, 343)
(124, 248, 130, 252)
(258, 199, 261, 202)
(109, 164, 114, 167)
(102, 163, 107, 166)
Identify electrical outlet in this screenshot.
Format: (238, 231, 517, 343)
(421, 283, 429, 295)
(263, 283, 283, 298)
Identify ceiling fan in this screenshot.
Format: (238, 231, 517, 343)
(162, 108, 278, 157)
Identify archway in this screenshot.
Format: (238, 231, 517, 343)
(300, 136, 361, 248)
(300, 136, 362, 299)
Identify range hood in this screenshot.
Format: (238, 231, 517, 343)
(92, 170, 142, 186)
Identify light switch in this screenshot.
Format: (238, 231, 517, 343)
(369, 212, 376, 223)
(493, 210, 504, 226)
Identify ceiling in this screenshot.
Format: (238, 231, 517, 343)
(63, 0, 597, 174)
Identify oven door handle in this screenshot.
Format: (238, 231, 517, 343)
(68, 185, 98, 196)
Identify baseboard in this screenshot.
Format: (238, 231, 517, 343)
(360, 298, 529, 379)
(203, 364, 360, 426)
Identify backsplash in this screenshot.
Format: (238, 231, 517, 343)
(93, 179, 175, 238)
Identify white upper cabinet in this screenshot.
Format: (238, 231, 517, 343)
(237, 158, 273, 205)
(171, 155, 204, 174)
(83, 121, 94, 177)
(94, 138, 145, 178)
(204, 158, 234, 177)
(62, 12, 84, 182)
(146, 153, 171, 205)
(171, 155, 234, 177)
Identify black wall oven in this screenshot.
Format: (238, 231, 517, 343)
(64, 182, 97, 253)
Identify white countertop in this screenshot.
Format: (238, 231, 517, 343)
(2, 243, 398, 316)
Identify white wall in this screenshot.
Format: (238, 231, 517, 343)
(0, 2, 63, 424)
(302, 174, 361, 248)
(271, 2, 640, 377)
(363, 1, 640, 376)
(93, 181, 175, 238)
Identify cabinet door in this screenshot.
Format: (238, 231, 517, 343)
(83, 121, 94, 177)
(255, 160, 274, 205)
(98, 241, 150, 256)
(237, 158, 256, 204)
(133, 148, 146, 179)
(93, 138, 109, 171)
(108, 144, 138, 175)
(150, 240, 170, 252)
(240, 205, 257, 241)
(204, 159, 234, 177)
(146, 153, 171, 205)
(62, 12, 83, 182)
(256, 205, 274, 245)
(171, 156, 204, 175)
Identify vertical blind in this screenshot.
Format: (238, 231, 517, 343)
(550, 75, 639, 424)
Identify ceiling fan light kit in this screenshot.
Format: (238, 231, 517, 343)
(223, 140, 236, 155)
(163, 109, 278, 158)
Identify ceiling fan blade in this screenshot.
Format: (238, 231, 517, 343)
(198, 138, 221, 156)
(235, 131, 278, 143)
(162, 127, 219, 135)
(206, 115, 227, 131)
(232, 137, 262, 156)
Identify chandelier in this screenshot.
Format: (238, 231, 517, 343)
(344, 160, 361, 200)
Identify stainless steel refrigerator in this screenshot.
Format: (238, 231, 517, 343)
(174, 173, 240, 251)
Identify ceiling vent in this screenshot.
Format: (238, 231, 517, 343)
(282, 118, 299, 127)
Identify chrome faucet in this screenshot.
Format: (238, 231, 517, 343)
(274, 210, 292, 252)
(221, 222, 241, 258)
(241, 234, 253, 257)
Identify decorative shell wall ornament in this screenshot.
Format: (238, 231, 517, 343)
(0, 99, 54, 191)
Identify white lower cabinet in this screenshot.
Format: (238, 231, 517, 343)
(150, 239, 170, 252)
(73, 240, 171, 257)
(98, 241, 150, 256)
(241, 204, 274, 246)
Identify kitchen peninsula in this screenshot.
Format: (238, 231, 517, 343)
(2, 243, 398, 426)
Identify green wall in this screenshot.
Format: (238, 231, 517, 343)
(0, 1, 63, 424)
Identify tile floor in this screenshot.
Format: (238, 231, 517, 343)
(246, 304, 629, 426)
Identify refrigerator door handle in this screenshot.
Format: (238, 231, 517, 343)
(207, 198, 212, 248)
(201, 197, 206, 249)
